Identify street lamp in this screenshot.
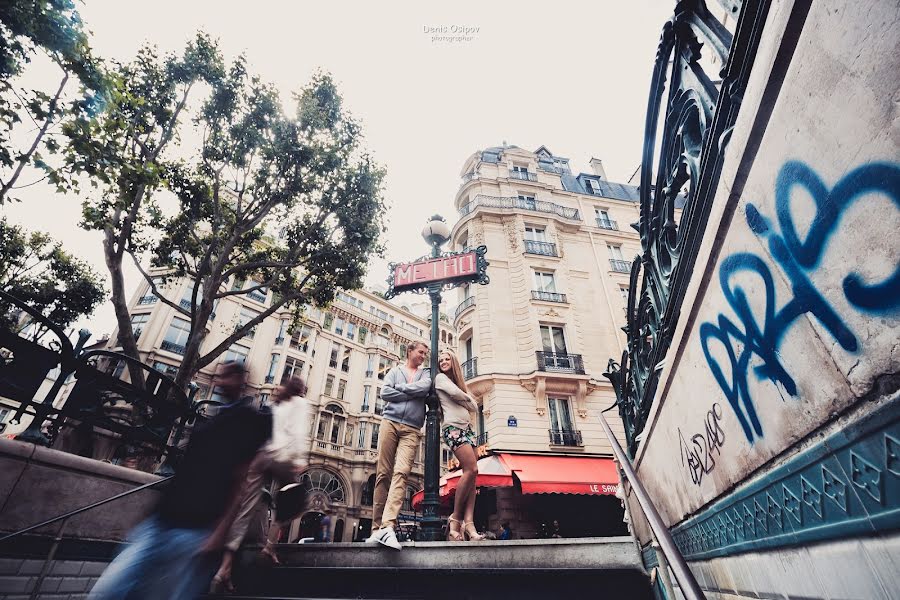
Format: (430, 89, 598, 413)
(420, 214, 450, 541)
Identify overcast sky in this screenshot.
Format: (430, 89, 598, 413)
(3, 0, 676, 339)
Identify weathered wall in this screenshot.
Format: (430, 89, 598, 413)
(625, 0, 899, 598)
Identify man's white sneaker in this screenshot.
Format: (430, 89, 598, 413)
(366, 527, 402, 550)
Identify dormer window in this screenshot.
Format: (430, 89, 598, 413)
(585, 179, 600, 194)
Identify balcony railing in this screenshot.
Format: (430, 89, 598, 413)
(460, 172, 480, 186)
(459, 195, 581, 221)
(510, 171, 537, 181)
(265, 375, 275, 384)
(454, 296, 476, 321)
(138, 295, 157, 305)
(609, 259, 631, 273)
(462, 357, 478, 380)
(247, 290, 267, 303)
(275, 336, 284, 345)
(549, 428, 583, 446)
(160, 340, 186, 355)
(536, 351, 585, 374)
(596, 218, 619, 230)
(524, 240, 558, 256)
(476, 431, 489, 446)
(531, 290, 568, 303)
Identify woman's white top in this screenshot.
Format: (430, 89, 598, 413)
(435, 373, 478, 429)
(266, 395, 313, 467)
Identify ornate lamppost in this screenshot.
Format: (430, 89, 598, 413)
(385, 214, 489, 541)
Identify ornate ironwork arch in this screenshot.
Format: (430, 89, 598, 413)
(606, 0, 773, 456)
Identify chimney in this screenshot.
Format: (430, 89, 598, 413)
(588, 158, 607, 179)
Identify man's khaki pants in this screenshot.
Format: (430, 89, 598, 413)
(371, 419, 421, 531)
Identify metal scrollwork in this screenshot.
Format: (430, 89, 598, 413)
(606, 0, 771, 456)
(384, 245, 490, 299)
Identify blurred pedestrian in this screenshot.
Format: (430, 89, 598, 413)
(498, 522, 512, 540)
(210, 376, 312, 593)
(89, 362, 271, 600)
(550, 519, 563, 538)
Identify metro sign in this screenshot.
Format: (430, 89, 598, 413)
(385, 246, 489, 299)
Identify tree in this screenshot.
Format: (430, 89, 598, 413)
(0, 217, 105, 337)
(60, 32, 224, 386)
(0, 0, 107, 204)
(65, 34, 387, 395)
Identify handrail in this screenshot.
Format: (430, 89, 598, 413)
(598, 410, 705, 600)
(0, 475, 172, 543)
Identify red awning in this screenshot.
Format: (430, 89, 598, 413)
(498, 453, 620, 495)
(411, 453, 619, 509)
(411, 454, 513, 510)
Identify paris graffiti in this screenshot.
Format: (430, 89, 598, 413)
(699, 161, 900, 444)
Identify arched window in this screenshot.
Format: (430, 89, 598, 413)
(317, 404, 346, 443)
(300, 469, 346, 503)
(361, 474, 375, 506)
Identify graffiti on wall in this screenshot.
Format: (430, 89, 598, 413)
(699, 161, 900, 443)
(679, 402, 726, 486)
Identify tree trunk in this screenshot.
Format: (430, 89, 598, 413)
(103, 232, 145, 388)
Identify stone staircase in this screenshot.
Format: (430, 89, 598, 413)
(204, 536, 652, 599)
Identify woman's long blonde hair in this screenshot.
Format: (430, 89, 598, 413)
(439, 348, 469, 394)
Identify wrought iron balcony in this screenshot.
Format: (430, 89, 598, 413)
(531, 290, 568, 303)
(275, 336, 284, 345)
(549, 428, 583, 447)
(160, 340, 186, 355)
(510, 171, 537, 181)
(265, 375, 275, 384)
(476, 431, 489, 446)
(459, 195, 581, 221)
(462, 357, 478, 380)
(454, 296, 476, 321)
(609, 259, 631, 273)
(247, 290, 267, 303)
(536, 351, 585, 374)
(524, 240, 558, 256)
(137, 295, 157, 305)
(179, 299, 192, 310)
(596, 218, 619, 230)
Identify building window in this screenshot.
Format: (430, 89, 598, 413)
(224, 343, 250, 365)
(325, 374, 335, 397)
(524, 226, 546, 242)
(358, 422, 369, 449)
(152, 361, 178, 377)
(290, 324, 313, 353)
(299, 469, 345, 503)
(539, 325, 568, 354)
(366, 354, 375, 378)
(334, 317, 345, 336)
(230, 277, 245, 292)
(259, 393, 270, 408)
(548, 396, 579, 446)
(340, 347, 351, 373)
(371, 423, 380, 450)
(337, 379, 347, 400)
(266, 353, 280, 382)
(375, 387, 383, 415)
(323, 312, 334, 330)
(361, 473, 375, 505)
(130, 313, 150, 341)
(316, 403, 345, 443)
(585, 178, 600, 194)
(517, 194, 536, 210)
(162, 318, 191, 355)
(329, 342, 341, 369)
(362, 385, 371, 412)
(620, 286, 630, 303)
(237, 306, 260, 338)
(377, 356, 392, 380)
(607, 244, 625, 261)
(282, 356, 304, 383)
(346, 322, 356, 340)
(533, 270, 557, 293)
(358, 326, 368, 345)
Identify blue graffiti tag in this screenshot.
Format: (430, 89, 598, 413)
(700, 161, 900, 443)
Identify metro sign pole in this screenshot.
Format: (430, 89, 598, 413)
(384, 214, 489, 541)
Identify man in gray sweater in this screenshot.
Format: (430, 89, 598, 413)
(366, 341, 431, 549)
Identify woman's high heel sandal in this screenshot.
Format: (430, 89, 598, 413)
(463, 521, 485, 541)
(447, 516, 464, 541)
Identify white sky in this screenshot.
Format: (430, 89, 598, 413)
(2, 0, 675, 339)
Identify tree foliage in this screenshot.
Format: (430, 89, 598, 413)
(63, 33, 387, 393)
(0, 217, 105, 336)
(0, 0, 107, 203)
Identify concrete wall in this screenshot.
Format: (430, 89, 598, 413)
(0, 438, 163, 599)
(625, 1, 900, 598)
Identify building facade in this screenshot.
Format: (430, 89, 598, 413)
(448, 144, 642, 538)
(106, 275, 454, 542)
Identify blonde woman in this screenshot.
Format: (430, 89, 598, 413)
(435, 349, 484, 541)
